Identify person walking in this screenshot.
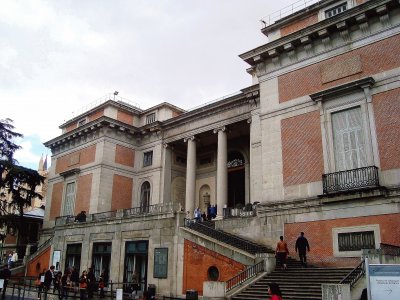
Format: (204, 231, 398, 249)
(295, 232, 310, 267)
(61, 271, 72, 300)
(44, 266, 56, 291)
(276, 236, 289, 270)
(0, 265, 11, 299)
(79, 270, 88, 300)
(10, 251, 18, 268)
(37, 268, 46, 300)
(267, 282, 283, 300)
(87, 268, 96, 299)
(54, 271, 62, 299)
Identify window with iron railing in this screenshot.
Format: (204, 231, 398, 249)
(338, 231, 375, 252)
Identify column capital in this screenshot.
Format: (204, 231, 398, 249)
(183, 136, 196, 143)
(163, 143, 173, 149)
(213, 126, 226, 134)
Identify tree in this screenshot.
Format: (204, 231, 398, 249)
(0, 118, 44, 228)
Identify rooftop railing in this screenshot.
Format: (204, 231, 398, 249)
(260, 0, 321, 27)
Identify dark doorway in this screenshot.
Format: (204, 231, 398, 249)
(227, 151, 245, 208)
(66, 244, 82, 274)
(124, 241, 148, 293)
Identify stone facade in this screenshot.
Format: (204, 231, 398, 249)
(36, 0, 400, 297)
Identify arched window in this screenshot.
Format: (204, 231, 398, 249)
(227, 151, 245, 169)
(140, 181, 151, 213)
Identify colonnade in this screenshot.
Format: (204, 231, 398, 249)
(184, 127, 228, 217)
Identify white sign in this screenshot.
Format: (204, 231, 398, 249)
(0, 279, 4, 289)
(369, 264, 400, 300)
(116, 288, 123, 300)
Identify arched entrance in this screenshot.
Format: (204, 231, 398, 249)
(227, 151, 245, 208)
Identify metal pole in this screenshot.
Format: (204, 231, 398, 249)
(365, 256, 371, 300)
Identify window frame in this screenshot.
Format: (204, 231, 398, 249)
(143, 151, 153, 167)
(332, 224, 380, 257)
(145, 113, 156, 125)
(318, 0, 354, 21)
(63, 181, 76, 216)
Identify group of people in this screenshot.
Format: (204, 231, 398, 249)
(36, 265, 107, 300)
(275, 232, 310, 270)
(187, 205, 217, 223)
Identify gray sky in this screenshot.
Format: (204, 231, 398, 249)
(1, 0, 296, 169)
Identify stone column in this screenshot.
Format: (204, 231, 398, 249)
(214, 127, 228, 217)
(184, 136, 196, 216)
(161, 143, 172, 204)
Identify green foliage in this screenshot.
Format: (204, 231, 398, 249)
(0, 119, 44, 227)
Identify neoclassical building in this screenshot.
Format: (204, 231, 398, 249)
(29, 0, 400, 297)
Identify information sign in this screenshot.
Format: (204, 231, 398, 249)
(369, 264, 400, 300)
(154, 248, 168, 278)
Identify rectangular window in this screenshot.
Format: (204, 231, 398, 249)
(325, 2, 347, 18)
(143, 151, 153, 167)
(93, 242, 112, 279)
(332, 107, 366, 171)
(338, 231, 375, 251)
(66, 243, 82, 274)
(146, 113, 156, 124)
(64, 182, 76, 216)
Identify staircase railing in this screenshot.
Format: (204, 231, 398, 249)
(26, 236, 53, 261)
(339, 259, 365, 288)
(184, 221, 271, 255)
(226, 261, 265, 293)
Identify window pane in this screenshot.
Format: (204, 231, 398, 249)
(64, 182, 76, 216)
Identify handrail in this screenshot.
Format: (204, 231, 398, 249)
(339, 259, 365, 288)
(26, 236, 53, 261)
(226, 261, 265, 293)
(185, 221, 271, 255)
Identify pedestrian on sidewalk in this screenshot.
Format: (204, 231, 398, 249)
(276, 236, 289, 270)
(267, 282, 282, 300)
(295, 232, 310, 267)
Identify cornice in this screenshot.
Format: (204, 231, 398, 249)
(240, 0, 395, 65)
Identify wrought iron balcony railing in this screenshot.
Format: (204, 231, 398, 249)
(322, 166, 379, 194)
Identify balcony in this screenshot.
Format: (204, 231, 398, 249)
(322, 166, 380, 194)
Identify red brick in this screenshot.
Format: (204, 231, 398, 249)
(111, 174, 133, 210)
(74, 174, 93, 214)
(55, 145, 96, 174)
(49, 182, 64, 220)
(281, 14, 319, 37)
(115, 145, 135, 167)
(281, 111, 324, 186)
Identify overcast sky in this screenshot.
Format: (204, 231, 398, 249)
(1, 0, 297, 169)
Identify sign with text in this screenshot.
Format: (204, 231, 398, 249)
(154, 248, 168, 278)
(369, 264, 400, 300)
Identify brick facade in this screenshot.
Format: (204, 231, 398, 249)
(88, 109, 104, 122)
(115, 145, 135, 167)
(281, 111, 324, 186)
(117, 109, 134, 125)
(26, 246, 51, 277)
(55, 144, 96, 174)
(49, 182, 64, 220)
(74, 174, 93, 214)
(373, 88, 400, 171)
(285, 213, 400, 267)
(281, 14, 318, 37)
(278, 35, 400, 102)
(111, 174, 133, 210)
(183, 239, 245, 295)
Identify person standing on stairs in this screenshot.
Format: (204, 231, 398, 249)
(267, 282, 283, 300)
(295, 232, 310, 267)
(276, 236, 289, 270)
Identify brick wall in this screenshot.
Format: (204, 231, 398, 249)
(65, 123, 77, 133)
(74, 174, 93, 214)
(281, 14, 319, 37)
(373, 88, 400, 171)
(49, 182, 64, 220)
(281, 111, 324, 186)
(55, 144, 96, 174)
(111, 174, 133, 210)
(115, 145, 135, 167)
(88, 109, 104, 122)
(117, 109, 134, 125)
(26, 246, 51, 276)
(279, 35, 400, 102)
(183, 239, 245, 295)
(285, 213, 400, 267)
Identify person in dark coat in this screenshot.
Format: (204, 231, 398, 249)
(0, 265, 12, 299)
(87, 268, 96, 299)
(295, 232, 310, 267)
(44, 265, 56, 291)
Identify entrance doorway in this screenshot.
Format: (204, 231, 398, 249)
(227, 151, 245, 208)
(92, 242, 112, 280)
(124, 241, 148, 293)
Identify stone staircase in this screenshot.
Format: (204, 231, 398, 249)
(185, 220, 274, 255)
(231, 258, 354, 300)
